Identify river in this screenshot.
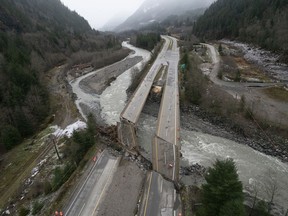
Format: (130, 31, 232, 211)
(70, 42, 288, 214)
(70, 42, 151, 122)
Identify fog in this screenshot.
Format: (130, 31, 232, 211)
(60, 0, 145, 29)
(61, 0, 215, 30)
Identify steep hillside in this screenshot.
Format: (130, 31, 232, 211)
(115, 0, 213, 31)
(0, 0, 91, 33)
(194, 0, 288, 61)
(0, 0, 123, 153)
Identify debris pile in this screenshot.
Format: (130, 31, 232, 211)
(180, 163, 206, 176)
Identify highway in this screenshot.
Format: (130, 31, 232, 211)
(64, 150, 120, 216)
(156, 37, 180, 145)
(121, 36, 171, 124)
(153, 36, 180, 181)
(64, 37, 181, 216)
(119, 36, 181, 180)
(138, 171, 181, 216)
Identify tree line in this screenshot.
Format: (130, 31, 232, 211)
(135, 33, 161, 51)
(193, 0, 288, 62)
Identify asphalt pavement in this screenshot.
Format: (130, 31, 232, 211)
(153, 136, 179, 181)
(138, 171, 182, 216)
(153, 36, 180, 181)
(121, 36, 171, 124)
(64, 150, 120, 216)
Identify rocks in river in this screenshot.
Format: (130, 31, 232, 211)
(181, 104, 288, 163)
(180, 163, 206, 176)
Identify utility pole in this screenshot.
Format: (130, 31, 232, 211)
(51, 135, 61, 161)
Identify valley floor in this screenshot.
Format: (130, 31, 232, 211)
(1, 39, 288, 215)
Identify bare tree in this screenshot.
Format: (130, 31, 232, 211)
(264, 168, 279, 213)
(249, 181, 259, 216)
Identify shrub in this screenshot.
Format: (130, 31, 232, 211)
(44, 180, 52, 195)
(217, 70, 223, 79)
(234, 70, 241, 82)
(32, 201, 44, 215)
(19, 207, 30, 216)
(52, 167, 62, 192)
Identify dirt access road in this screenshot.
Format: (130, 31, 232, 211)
(203, 43, 288, 128)
(44, 65, 80, 127)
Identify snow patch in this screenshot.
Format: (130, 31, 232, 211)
(52, 120, 87, 138)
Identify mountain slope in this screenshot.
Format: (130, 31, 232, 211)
(100, 12, 130, 31)
(194, 0, 288, 60)
(0, 0, 122, 152)
(0, 0, 91, 33)
(115, 0, 213, 31)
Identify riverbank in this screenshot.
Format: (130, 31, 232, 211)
(182, 104, 288, 162)
(66, 40, 288, 215)
(142, 96, 288, 163)
(177, 39, 288, 163)
(78, 56, 142, 95)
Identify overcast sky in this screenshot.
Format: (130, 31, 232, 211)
(60, 0, 145, 29)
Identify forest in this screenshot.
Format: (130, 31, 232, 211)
(193, 0, 288, 62)
(0, 0, 123, 152)
(135, 33, 161, 51)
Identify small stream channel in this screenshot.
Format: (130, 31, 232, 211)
(70, 42, 288, 214)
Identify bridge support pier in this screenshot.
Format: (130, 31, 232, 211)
(118, 119, 138, 150)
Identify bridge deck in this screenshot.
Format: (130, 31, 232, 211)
(121, 36, 170, 124)
(153, 36, 180, 181)
(156, 36, 180, 146)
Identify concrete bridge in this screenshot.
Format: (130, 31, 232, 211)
(118, 36, 180, 181)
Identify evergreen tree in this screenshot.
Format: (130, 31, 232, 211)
(199, 158, 244, 216)
(219, 199, 245, 216)
(1, 125, 21, 150)
(135, 33, 161, 51)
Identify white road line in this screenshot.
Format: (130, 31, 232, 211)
(92, 157, 120, 215)
(144, 172, 153, 216)
(65, 151, 105, 215)
(172, 145, 176, 181)
(174, 184, 177, 216)
(78, 203, 86, 216)
(174, 74, 177, 145)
